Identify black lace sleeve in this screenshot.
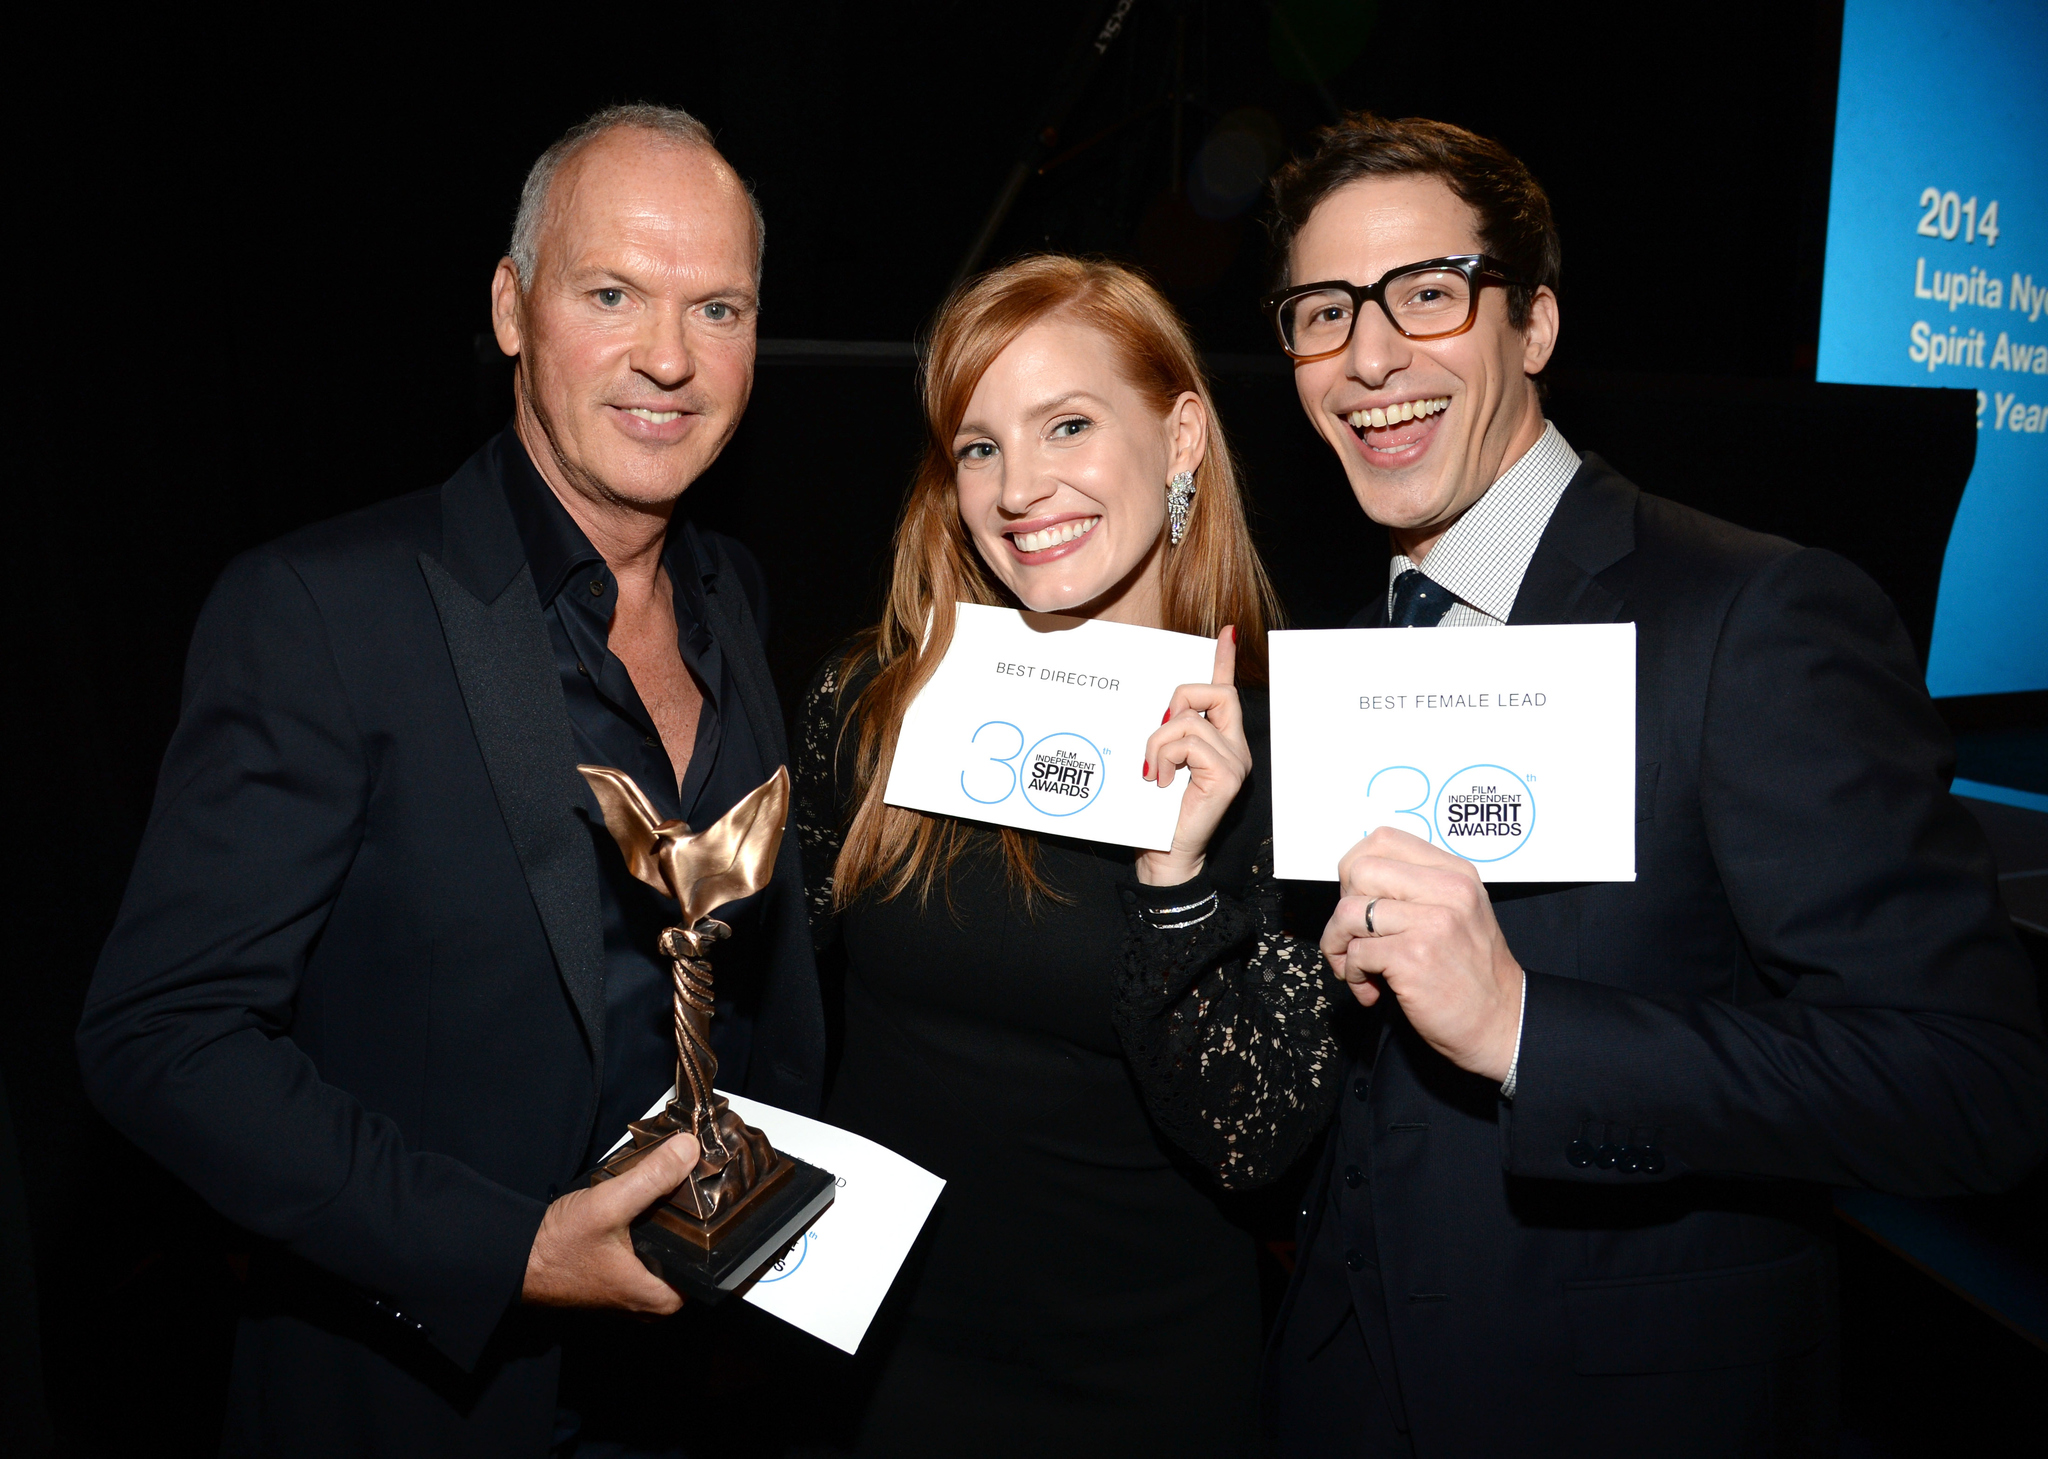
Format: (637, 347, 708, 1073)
(793, 655, 854, 952)
(1113, 846, 1341, 1189)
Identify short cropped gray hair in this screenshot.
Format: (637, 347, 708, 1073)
(508, 102, 765, 288)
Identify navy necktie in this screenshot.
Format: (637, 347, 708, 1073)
(1389, 568, 1455, 627)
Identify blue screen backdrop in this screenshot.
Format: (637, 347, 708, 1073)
(1816, 0, 2047, 697)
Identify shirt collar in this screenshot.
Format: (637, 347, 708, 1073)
(1387, 420, 1580, 623)
(499, 428, 716, 620)
(502, 432, 602, 607)
(668, 518, 717, 649)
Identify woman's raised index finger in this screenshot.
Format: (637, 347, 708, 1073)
(1212, 625, 1237, 688)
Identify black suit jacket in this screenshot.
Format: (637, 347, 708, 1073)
(77, 435, 824, 1457)
(1273, 456, 2046, 1456)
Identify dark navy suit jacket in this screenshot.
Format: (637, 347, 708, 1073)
(1272, 455, 2047, 1456)
(77, 436, 823, 1456)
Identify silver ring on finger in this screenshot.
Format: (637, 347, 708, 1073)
(1364, 897, 1381, 936)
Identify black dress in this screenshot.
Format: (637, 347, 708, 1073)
(794, 655, 1340, 1457)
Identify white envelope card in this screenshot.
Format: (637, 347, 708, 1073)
(608, 1089, 945, 1355)
(722, 1092, 943, 1355)
(883, 604, 1220, 851)
(1268, 623, 1636, 883)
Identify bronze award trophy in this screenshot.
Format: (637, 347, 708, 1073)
(576, 763, 835, 1301)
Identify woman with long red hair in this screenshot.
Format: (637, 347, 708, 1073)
(794, 256, 1338, 1454)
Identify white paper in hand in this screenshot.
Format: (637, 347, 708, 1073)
(1269, 623, 1636, 883)
(608, 1089, 944, 1355)
(723, 1092, 942, 1354)
(883, 604, 1219, 851)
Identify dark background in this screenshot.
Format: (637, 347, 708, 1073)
(11, 2, 2045, 1454)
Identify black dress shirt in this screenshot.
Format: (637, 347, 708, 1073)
(502, 442, 773, 1166)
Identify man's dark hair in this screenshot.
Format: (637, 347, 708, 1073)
(1267, 113, 1560, 331)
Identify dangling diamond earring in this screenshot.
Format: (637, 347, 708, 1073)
(1166, 470, 1196, 546)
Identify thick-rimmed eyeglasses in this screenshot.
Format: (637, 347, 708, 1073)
(1262, 255, 1528, 360)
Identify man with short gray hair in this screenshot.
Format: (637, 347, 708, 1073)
(79, 103, 822, 1456)
(509, 103, 766, 289)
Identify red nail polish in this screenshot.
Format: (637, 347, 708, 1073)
(1141, 760, 1150, 777)
(1162, 709, 1172, 724)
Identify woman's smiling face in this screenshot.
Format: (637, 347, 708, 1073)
(952, 314, 1204, 625)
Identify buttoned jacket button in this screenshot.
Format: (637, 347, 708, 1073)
(1643, 1148, 1667, 1174)
(1344, 1164, 1364, 1188)
(1595, 1143, 1621, 1169)
(1567, 1139, 1593, 1168)
(1619, 1146, 1643, 1173)
(1345, 1249, 1367, 1272)
(1351, 1076, 1370, 1103)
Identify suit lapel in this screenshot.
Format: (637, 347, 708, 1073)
(420, 440, 607, 1081)
(696, 542, 791, 769)
(1506, 455, 1638, 627)
(696, 538, 807, 929)
(695, 536, 829, 1106)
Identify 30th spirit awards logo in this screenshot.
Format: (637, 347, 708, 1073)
(1435, 766, 1534, 861)
(1022, 737, 1101, 813)
(1361, 763, 1536, 862)
(961, 722, 1107, 819)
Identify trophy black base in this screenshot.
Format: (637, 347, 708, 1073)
(621, 1156, 837, 1303)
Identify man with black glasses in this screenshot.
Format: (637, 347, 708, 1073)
(1257, 113, 2046, 1456)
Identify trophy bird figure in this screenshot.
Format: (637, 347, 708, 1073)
(578, 764, 790, 1226)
